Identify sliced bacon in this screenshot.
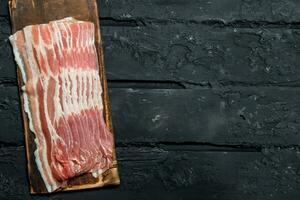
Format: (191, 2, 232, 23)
(9, 17, 114, 192)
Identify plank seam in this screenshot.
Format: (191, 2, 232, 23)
(100, 17, 300, 29)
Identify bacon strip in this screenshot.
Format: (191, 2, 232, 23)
(9, 17, 114, 192)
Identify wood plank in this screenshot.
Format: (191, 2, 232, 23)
(102, 24, 300, 86)
(3, 0, 300, 23)
(8, 0, 119, 193)
(109, 88, 300, 146)
(3, 20, 300, 86)
(1, 146, 299, 200)
(0, 85, 22, 145)
(0, 17, 17, 84)
(95, 0, 300, 23)
(2, 87, 300, 147)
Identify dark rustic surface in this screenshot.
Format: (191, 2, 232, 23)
(0, 0, 300, 199)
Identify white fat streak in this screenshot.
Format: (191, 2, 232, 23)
(12, 27, 59, 192)
(89, 23, 94, 47)
(89, 26, 94, 54)
(89, 25, 92, 46)
(81, 24, 86, 49)
(61, 69, 69, 115)
(56, 68, 101, 116)
(33, 26, 62, 142)
(71, 69, 78, 112)
(77, 68, 83, 113)
(94, 74, 103, 109)
(9, 35, 34, 150)
(38, 25, 73, 191)
(82, 71, 87, 109)
(64, 69, 71, 110)
(79, 70, 86, 110)
(67, 69, 74, 111)
(23, 27, 59, 192)
(92, 74, 98, 107)
(64, 70, 73, 149)
(91, 167, 109, 178)
(41, 75, 65, 183)
(37, 27, 52, 76)
(34, 139, 54, 193)
(65, 74, 72, 114)
(76, 23, 80, 49)
(80, 22, 84, 49)
(53, 76, 62, 121)
(86, 27, 91, 54)
(91, 74, 96, 107)
(23, 26, 41, 79)
(88, 72, 93, 106)
(84, 24, 89, 48)
(9, 34, 27, 83)
(50, 26, 74, 150)
(51, 22, 64, 57)
(60, 22, 70, 51)
(74, 72, 83, 112)
(92, 168, 104, 178)
(85, 71, 91, 109)
(66, 22, 73, 49)
(39, 26, 63, 122)
(9, 38, 46, 190)
(39, 25, 55, 49)
(63, 72, 73, 148)
(92, 24, 95, 44)
(37, 27, 63, 143)
(80, 72, 85, 109)
(53, 17, 75, 23)
(39, 25, 63, 120)
(42, 76, 61, 141)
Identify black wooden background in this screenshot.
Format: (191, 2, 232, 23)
(1, 0, 300, 200)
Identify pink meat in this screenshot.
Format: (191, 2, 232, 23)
(9, 17, 114, 192)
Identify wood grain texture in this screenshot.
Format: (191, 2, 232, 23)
(3, 0, 300, 23)
(109, 88, 300, 146)
(95, 0, 300, 23)
(102, 24, 300, 86)
(8, 0, 119, 194)
(2, 86, 300, 147)
(3, 17, 300, 87)
(1, 146, 300, 200)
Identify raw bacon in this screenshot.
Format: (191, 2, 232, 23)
(9, 17, 114, 192)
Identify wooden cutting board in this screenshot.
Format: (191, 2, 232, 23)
(8, 0, 120, 194)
